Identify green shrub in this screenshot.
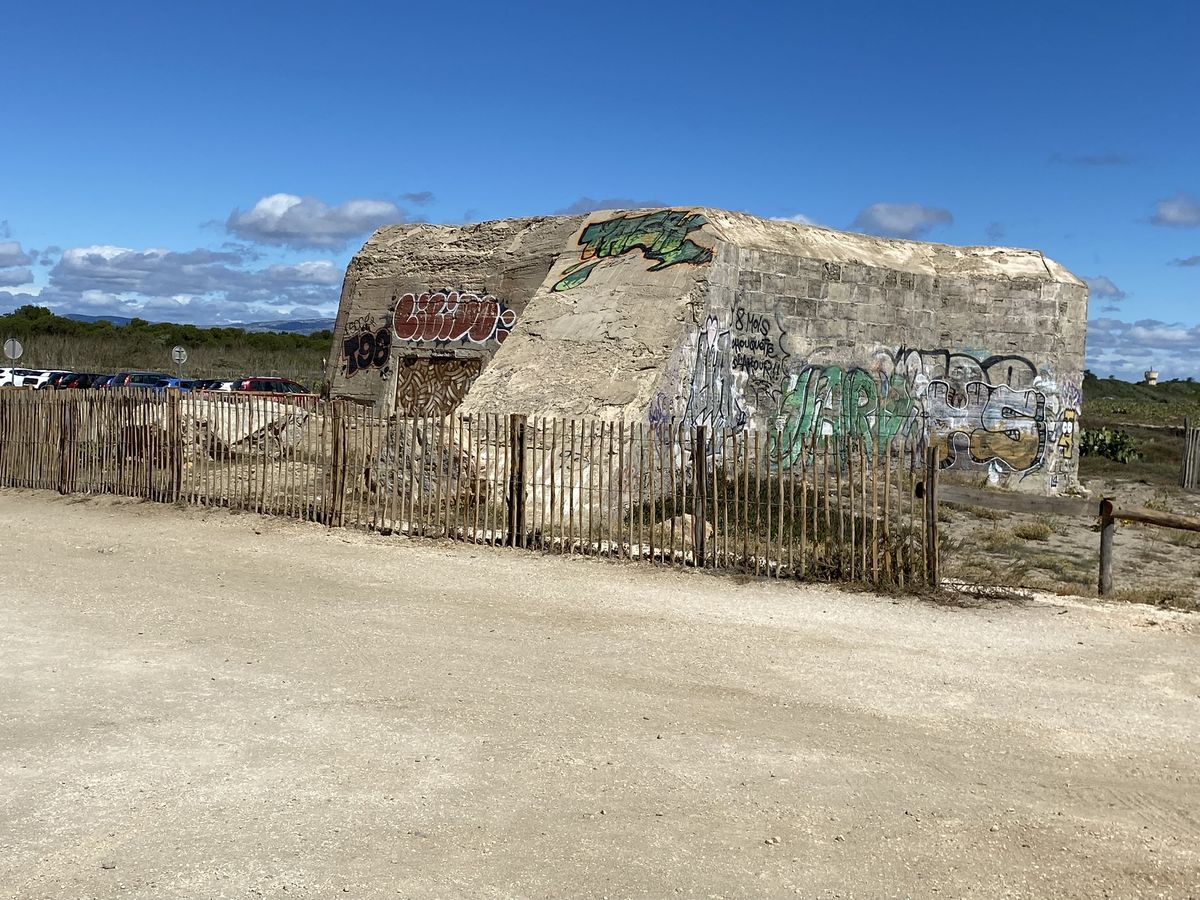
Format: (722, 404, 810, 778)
(1079, 427, 1140, 463)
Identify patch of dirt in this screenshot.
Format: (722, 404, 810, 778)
(942, 477, 1200, 609)
(1, 489, 1198, 898)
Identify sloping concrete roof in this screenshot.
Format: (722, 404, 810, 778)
(699, 208, 1084, 285)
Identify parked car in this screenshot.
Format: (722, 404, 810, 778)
(150, 376, 195, 393)
(39, 371, 74, 389)
(234, 377, 311, 395)
(61, 373, 105, 389)
(1, 368, 48, 387)
(107, 371, 170, 389)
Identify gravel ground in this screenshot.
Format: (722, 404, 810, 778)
(1, 489, 1197, 899)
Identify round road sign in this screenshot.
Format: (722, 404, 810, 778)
(171, 345, 188, 364)
(3, 338, 22, 361)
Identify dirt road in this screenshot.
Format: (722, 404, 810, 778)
(1, 489, 1197, 899)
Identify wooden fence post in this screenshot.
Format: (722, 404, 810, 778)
(692, 425, 707, 567)
(168, 388, 182, 502)
(506, 413, 528, 547)
(1098, 497, 1115, 596)
(1182, 417, 1189, 489)
(1182, 417, 1197, 491)
(57, 395, 75, 495)
(328, 400, 346, 527)
(925, 445, 940, 588)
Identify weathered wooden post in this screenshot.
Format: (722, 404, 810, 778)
(925, 445, 940, 588)
(328, 400, 346, 527)
(692, 425, 708, 567)
(1098, 497, 1115, 596)
(1182, 417, 1197, 491)
(57, 394, 75, 495)
(506, 413, 527, 547)
(167, 387, 182, 502)
(1182, 417, 1189, 489)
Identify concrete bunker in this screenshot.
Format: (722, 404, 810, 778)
(329, 208, 1087, 493)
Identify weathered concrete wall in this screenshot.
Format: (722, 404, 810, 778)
(331, 207, 1087, 493)
(460, 209, 718, 419)
(645, 211, 1088, 491)
(328, 216, 583, 415)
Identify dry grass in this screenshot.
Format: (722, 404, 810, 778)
(1110, 584, 1199, 611)
(1012, 519, 1054, 541)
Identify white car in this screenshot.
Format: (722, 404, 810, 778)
(0, 367, 47, 387)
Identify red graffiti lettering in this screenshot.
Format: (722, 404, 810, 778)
(392, 291, 517, 345)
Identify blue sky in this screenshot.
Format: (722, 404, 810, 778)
(2, 1, 1198, 379)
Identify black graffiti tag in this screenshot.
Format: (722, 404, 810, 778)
(342, 327, 393, 377)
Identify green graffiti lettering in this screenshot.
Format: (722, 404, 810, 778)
(551, 209, 714, 292)
(769, 365, 919, 466)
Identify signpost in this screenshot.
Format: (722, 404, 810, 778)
(3, 338, 22, 361)
(171, 345, 187, 380)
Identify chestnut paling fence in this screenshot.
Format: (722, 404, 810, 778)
(1182, 419, 1200, 491)
(0, 389, 940, 588)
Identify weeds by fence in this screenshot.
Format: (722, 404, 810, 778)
(0, 389, 938, 588)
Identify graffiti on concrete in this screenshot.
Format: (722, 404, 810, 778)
(394, 357, 483, 417)
(552, 209, 714, 292)
(771, 365, 918, 465)
(769, 347, 1052, 475)
(923, 380, 1047, 472)
(393, 291, 517, 346)
(341, 313, 393, 378)
(893, 348, 1039, 390)
(1057, 408, 1077, 460)
(730, 305, 790, 410)
(686, 316, 747, 430)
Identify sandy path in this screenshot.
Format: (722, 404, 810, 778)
(1, 489, 1197, 899)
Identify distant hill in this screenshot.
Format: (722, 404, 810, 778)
(65, 313, 138, 326)
(1082, 371, 1200, 426)
(238, 318, 336, 335)
(64, 313, 335, 335)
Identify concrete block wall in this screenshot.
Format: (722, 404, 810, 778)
(657, 211, 1088, 492)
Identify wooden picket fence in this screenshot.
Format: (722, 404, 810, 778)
(1182, 418, 1200, 491)
(0, 389, 939, 588)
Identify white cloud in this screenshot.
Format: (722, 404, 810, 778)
(851, 202, 953, 239)
(1086, 317, 1200, 380)
(32, 242, 343, 325)
(771, 213, 817, 225)
(226, 193, 405, 248)
(0, 241, 32, 267)
(0, 267, 33, 288)
(1150, 193, 1200, 228)
(264, 261, 342, 286)
(1081, 275, 1126, 301)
